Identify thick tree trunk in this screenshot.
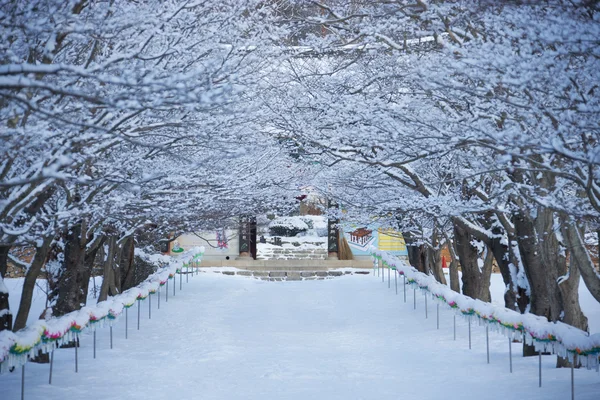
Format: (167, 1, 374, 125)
(13, 235, 54, 332)
(489, 235, 521, 312)
(513, 211, 552, 357)
(0, 245, 9, 278)
(53, 221, 88, 317)
(562, 219, 600, 303)
(425, 245, 447, 284)
(0, 277, 11, 332)
(446, 238, 461, 293)
(98, 235, 117, 302)
(453, 215, 524, 310)
(0, 245, 12, 332)
(513, 208, 588, 364)
(404, 232, 425, 273)
(80, 235, 103, 303)
(426, 228, 447, 285)
(538, 212, 588, 367)
(119, 236, 136, 291)
(453, 222, 490, 301)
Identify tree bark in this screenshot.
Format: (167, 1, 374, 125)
(80, 234, 103, 303)
(446, 237, 461, 293)
(453, 222, 490, 301)
(0, 245, 12, 332)
(12, 235, 54, 332)
(513, 211, 553, 355)
(0, 245, 9, 278)
(119, 236, 136, 291)
(426, 227, 447, 285)
(98, 235, 117, 302)
(53, 221, 88, 317)
(562, 219, 600, 303)
(453, 215, 524, 310)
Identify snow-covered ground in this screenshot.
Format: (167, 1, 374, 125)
(0, 273, 598, 400)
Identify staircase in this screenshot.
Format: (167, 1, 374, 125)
(256, 246, 327, 260)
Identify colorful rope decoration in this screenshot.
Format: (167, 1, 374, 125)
(0, 247, 204, 373)
(371, 248, 600, 370)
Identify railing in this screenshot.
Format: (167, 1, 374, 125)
(0, 246, 205, 375)
(370, 248, 600, 369)
(371, 248, 600, 399)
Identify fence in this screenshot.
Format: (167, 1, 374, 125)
(0, 246, 205, 400)
(370, 248, 600, 400)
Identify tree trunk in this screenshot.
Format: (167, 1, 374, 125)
(12, 235, 54, 332)
(453, 215, 524, 310)
(98, 235, 117, 302)
(562, 219, 600, 303)
(119, 236, 136, 291)
(537, 211, 588, 367)
(447, 241, 461, 293)
(453, 222, 490, 301)
(427, 227, 447, 285)
(513, 211, 552, 357)
(425, 245, 447, 284)
(404, 232, 425, 273)
(80, 235, 103, 303)
(53, 221, 88, 317)
(0, 245, 12, 332)
(0, 245, 9, 278)
(0, 277, 11, 332)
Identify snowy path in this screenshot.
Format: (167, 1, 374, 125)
(1, 272, 598, 400)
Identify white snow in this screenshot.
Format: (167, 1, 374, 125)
(0, 267, 598, 399)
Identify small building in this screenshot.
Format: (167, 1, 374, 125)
(349, 227, 373, 246)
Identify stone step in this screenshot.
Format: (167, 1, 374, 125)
(206, 270, 372, 281)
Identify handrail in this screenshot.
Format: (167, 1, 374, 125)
(0, 246, 205, 372)
(371, 248, 600, 370)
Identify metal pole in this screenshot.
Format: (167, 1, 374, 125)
(49, 349, 54, 384)
(486, 326, 489, 364)
(539, 352, 542, 387)
(468, 317, 472, 350)
(425, 293, 428, 319)
(75, 338, 78, 373)
(149, 293, 152, 319)
(571, 360, 575, 400)
(110, 326, 113, 349)
(137, 299, 141, 330)
(21, 365, 24, 400)
(453, 315, 456, 341)
(180, 269, 182, 290)
(436, 304, 439, 329)
(403, 275, 406, 303)
(93, 330, 96, 359)
(186, 266, 189, 283)
(509, 338, 512, 373)
(125, 307, 128, 339)
(387, 266, 390, 288)
(382, 263, 384, 283)
(158, 287, 161, 309)
(377, 260, 380, 277)
(413, 287, 416, 309)
(395, 271, 397, 295)
(173, 275, 176, 296)
(166, 280, 169, 302)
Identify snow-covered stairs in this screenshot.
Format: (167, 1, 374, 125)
(256, 247, 327, 260)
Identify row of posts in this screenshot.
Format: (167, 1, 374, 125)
(20, 264, 198, 400)
(372, 258, 592, 400)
